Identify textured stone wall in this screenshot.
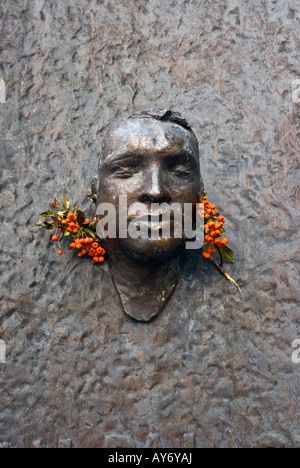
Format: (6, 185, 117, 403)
(0, 0, 299, 448)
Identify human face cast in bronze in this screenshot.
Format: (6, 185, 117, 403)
(97, 118, 202, 263)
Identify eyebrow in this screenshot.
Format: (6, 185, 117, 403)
(103, 148, 197, 165)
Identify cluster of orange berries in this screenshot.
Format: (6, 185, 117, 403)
(200, 194, 229, 259)
(70, 238, 106, 263)
(57, 211, 86, 235)
(49, 205, 105, 262)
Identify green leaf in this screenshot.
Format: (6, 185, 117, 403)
(76, 210, 85, 226)
(64, 231, 71, 236)
(39, 210, 54, 217)
(57, 211, 67, 217)
(63, 194, 70, 210)
(216, 245, 235, 263)
(43, 220, 55, 230)
(86, 185, 97, 204)
(84, 228, 98, 240)
(36, 222, 45, 227)
(44, 224, 55, 231)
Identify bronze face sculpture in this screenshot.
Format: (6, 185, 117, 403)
(97, 108, 204, 322)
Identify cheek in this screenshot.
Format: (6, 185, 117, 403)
(172, 184, 200, 202)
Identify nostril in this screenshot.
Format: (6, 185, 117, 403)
(139, 193, 171, 204)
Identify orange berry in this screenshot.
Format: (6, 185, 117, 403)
(52, 235, 58, 241)
(221, 238, 228, 245)
(202, 251, 211, 259)
(93, 256, 99, 263)
(98, 256, 105, 263)
(94, 217, 97, 223)
(92, 242, 98, 249)
(78, 253, 83, 258)
(81, 250, 87, 255)
(83, 219, 90, 224)
(68, 213, 77, 221)
(73, 228, 79, 234)
(58, 250, 63, 255)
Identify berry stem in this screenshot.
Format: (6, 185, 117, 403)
(210, 256, 242, 295)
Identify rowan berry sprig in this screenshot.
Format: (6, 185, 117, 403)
(199, 191, 241, 293)
(200, 191, 234, 263)
(36, 194, 106, 264)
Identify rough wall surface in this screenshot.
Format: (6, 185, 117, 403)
(0, 0, 299, 448)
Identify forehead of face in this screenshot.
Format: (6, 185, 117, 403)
(102, 118, 200, 166)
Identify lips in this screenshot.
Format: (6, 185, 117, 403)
(126, 210, 185, 238)
(137, 220, 173, 231)
(127, 211, 175, 222)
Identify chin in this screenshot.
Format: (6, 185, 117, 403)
(117, 237, 185, 264)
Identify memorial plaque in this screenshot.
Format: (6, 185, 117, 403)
(0, 0, 299, 449)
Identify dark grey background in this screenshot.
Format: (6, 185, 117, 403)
(0, 0, 299, 448)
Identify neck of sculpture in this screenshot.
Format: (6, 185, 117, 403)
(108, 247, 185, 322)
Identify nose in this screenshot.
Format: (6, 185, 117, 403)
(139, 164, 172, 204)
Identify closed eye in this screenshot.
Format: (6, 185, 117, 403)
(167, 154, 196, 177)
(109, 159, 142, 178)
(171, 165, 192, 176)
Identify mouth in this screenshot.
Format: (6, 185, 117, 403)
(127, 210, 175, 223)
(128, 216, 176, 238)
(137, 220, 174, 232)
